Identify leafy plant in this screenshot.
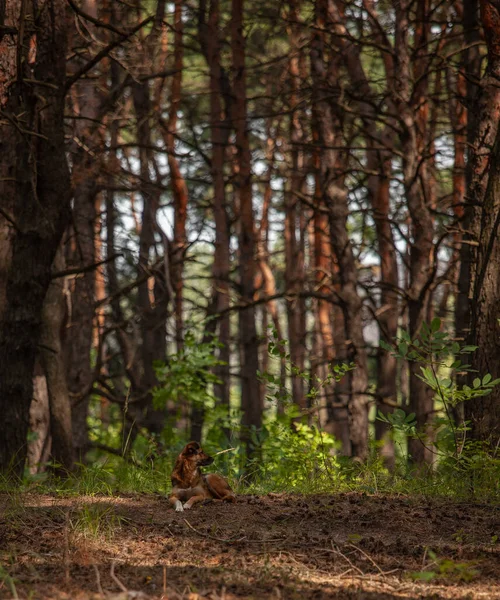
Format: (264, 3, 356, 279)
(410, 549, 479, 583)
(259, 325, 355, 415)
(379, 317, 500, 464)
(154, 329, 225, 413)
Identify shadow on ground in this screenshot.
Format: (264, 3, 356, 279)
(0, 492, 499, 599)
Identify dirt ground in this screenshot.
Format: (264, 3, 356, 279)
(0, 492, 499, 600)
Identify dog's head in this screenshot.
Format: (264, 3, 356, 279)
(181, 441, 214, 467)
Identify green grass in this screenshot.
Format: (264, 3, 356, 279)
(0, 565, 19, 600)
(1, 446, 497, 505)
(70, 503, 128, 540)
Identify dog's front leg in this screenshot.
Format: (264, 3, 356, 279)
(183, 490, 206, 510)
(169, 495, 184, 512)
(169, 497, 184, 512)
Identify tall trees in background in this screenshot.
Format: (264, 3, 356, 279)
(2, 0, 500, 476)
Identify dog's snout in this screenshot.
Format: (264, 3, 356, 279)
(199, 455, 214, 466)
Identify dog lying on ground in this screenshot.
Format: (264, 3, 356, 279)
(169, 441, 236, 512)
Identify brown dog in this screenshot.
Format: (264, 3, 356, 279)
(169, 441, 236, 512)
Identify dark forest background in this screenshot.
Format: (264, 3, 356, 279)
(1, 0, 500, 491)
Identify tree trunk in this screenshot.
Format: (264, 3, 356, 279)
(64, 180, 96, 462)
(464, 0, 500, 447)
(466, 129, 500, 446)
(198, 0, 232, 438)
(311, 0, 369, 459)
(41, 250, 75, 473)
(165, 0, 188, 353)
(256, 128, 287, 414)
(64, 0, 101, 462)
(456, 0, 482, 347)
(312, 165, 336, 433)
(0, 0, 71, 478)
(392, 0, 435, 467)
(232, 0, 262, 456)
(286, 0, 306, 410)
(131, 78, 168, 440)
(369, 160, 398, 469)
(28, 361, 51, 474)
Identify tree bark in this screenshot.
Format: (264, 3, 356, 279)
(64, 0, 101, 462)
(41, 249, 75, 473)
(232, 0, 262, 455)
(392, 0, 435, 466)
(131, 78, 169, 440)
(464, 0, 500, 447)
(286, 0, 306, 411)
(27, 361, 51, 474)
(456, 0, 482, 347)
(310, 0, 369, 460)
(0, 0, 71, 477)
(165, 0, 188, 353)
(198, 0, 232, 439)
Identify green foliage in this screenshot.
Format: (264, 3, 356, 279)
(378, 318, 500, 491)
(381, 317, 499, 413)
(153, 329, 225, 412)
(12, 322, 499, 503)
(377, 407, 416, 436)
(244, 411, 343, 492)
(410, 549, 479, 583)
(260, 325, 355, 413)
(0, 565, 18, 600)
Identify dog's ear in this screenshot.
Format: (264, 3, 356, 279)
(184, 442, 200, 456)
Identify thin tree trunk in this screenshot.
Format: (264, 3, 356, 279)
(198, 0, 232, 438)
(393, 0, 435, 467)
(232, 0, 262, 457)
(312, 163, 336, 432)
(285, 0, 307, 411)
(64, 0, 101, 462)
(456, 0, 485, 347)
(311, 0, 369, 459)
(131, 78, 168, 441)
(165, 0, 188, 353)
(41, 250, 75, 474)
(369, 158, 398, 469)
(256, 122, 286, 413)
(65, 180, 96, 462)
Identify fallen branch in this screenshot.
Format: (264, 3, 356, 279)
(347, 542, 385, 574)
(183, 519, 246, 543)
(110, 561, 128, 593)
(92, 564, 104, 596)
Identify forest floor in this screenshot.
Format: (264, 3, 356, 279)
(0, 491, 499, 600)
